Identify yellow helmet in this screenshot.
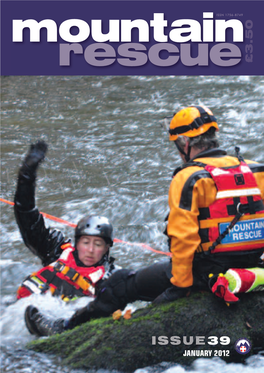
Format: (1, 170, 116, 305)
(168, 105, 219, 141)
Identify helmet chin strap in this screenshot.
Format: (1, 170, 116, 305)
(174, 140, 192, 162)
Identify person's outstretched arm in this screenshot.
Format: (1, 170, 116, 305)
(14, 141, 65, 266)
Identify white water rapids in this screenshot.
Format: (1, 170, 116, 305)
(1, 75, 264, 372)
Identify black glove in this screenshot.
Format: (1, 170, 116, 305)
(66, 304, 92, 329)
(15, 141, 48, 211)
(67, 297, 112, 330)
(20, 140, 48, 180)
(153, 286, 191, 305)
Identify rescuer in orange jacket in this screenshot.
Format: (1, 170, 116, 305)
(153, 105, 264, 303)
(15, 141, 116, 304)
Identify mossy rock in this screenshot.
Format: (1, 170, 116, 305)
(27, 292, 264, 372)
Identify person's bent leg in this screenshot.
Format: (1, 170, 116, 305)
(132, 260, 172, 301)
(68, 262, 173, 329)
(25, 262, 173, 335)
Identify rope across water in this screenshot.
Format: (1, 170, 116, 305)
(0, 197, 171, 257)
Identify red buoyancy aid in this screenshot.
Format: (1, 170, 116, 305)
(17, 243, 106, 301)
(198, 161, 264, 254)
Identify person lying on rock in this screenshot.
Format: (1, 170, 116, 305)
(15, 141, 117, 305)
(25, 106, 264, 336)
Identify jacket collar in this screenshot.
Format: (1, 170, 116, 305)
(172, 148, 227, 177)
(191, 148, 227, 161)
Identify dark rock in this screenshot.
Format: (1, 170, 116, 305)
(27, 291, 264, 372)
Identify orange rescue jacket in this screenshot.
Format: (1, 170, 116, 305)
(167, 151, 264, 288)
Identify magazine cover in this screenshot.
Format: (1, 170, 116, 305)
(1, 1, 264, 373)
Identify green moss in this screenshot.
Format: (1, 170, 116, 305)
(27, 292, 264, 372)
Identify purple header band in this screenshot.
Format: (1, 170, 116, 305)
(1, 1, 263, 75)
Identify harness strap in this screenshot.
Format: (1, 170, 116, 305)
(54, 261, 79, 280)
(235, 146, 245, 163)
(44, 276, 85, 301)
(199, 200, 264, 220)
(227, 200, 264, 216)
(53, 261, 96, 294)
(205, 204, 245, 255)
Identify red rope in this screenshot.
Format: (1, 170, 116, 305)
(0, 197, 171, 257)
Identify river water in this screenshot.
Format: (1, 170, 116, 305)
(1, 75, 264, 372)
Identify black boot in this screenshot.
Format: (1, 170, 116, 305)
(25, 305, 66, 336)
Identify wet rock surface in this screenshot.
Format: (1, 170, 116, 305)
(28, 292, 264, 372)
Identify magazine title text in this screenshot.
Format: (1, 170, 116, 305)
(12, 12, 244, 67)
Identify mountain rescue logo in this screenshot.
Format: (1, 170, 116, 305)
(235, 338, 251, 354)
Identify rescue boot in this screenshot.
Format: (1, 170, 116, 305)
(25, 305, 66, 336)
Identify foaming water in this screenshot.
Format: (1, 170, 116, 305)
(1, 75, 263, 372)
(0, 292, 92, 345)
(135, 354, 264, 373)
